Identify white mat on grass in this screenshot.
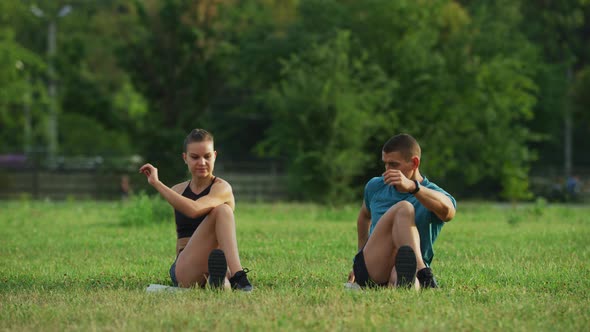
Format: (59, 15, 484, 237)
(147, 283, 361, 292)
(146, 284, 189, 293)
(343, 282, 361, 290)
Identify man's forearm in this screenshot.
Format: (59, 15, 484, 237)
(414, 186, 455, 221)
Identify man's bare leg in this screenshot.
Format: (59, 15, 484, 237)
(362, 201, 426, 287)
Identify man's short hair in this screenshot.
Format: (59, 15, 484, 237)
(183, 128, 214, 151)
(382, 134, 421, 161)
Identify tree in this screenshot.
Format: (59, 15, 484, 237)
(0, 1, 46, 153)
(520, 0, 590, 174)
(254, 0, 542, 201)
(7, 0, 145, 157)
(258, 31, 393, 202)
(110, 0, 237, 178)
(443, 0, 539, 200)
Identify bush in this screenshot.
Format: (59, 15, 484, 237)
(119, 192, 172, 226)
(258, 30, 392, 203)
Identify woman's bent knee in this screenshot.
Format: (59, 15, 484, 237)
(211, 203, 233, 216)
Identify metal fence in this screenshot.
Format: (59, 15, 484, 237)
(529, 167, 590, 203)
(2, 153, 588, 203)
(0, 154, 289, 201)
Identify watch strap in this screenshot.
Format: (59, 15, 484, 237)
(410, 179, 420, 194)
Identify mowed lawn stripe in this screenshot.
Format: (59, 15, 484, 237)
(1, 201, 588, 331)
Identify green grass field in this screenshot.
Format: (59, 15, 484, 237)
(1, 200, 589, 331)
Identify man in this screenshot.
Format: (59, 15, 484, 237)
(349, 134, 456, 289)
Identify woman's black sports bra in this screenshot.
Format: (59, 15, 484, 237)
(174, 178, 216, 239)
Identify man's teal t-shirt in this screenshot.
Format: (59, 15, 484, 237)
(364, 176, 456, 266)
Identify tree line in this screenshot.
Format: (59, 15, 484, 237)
(1, 0, 589, 202)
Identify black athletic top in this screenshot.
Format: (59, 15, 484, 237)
(174, 178, 216, 239)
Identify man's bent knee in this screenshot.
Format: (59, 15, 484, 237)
(384, 201, 414, 219)
(392, 200, 414, 212)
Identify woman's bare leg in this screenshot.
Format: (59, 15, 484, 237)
(174, 204, 244, 287)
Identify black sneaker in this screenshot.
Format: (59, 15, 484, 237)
(229, 269, 253, 292)
(417, 267, 439, 289)
(207, 249, 227, 289)
(395, 245, 417, 288)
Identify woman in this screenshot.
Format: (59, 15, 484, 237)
(139, 129, 252, 291)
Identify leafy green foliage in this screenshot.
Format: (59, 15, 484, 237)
(572, 66, 590, 128)
(518, 0, 590, 167)
(258, 31, 392, 202)
(0, 1, 46, 152)
(254, 0, 541, 201)
(60, 113, 133, 155)
(2, 0, 589, 201)
(119, 192, 173, 226)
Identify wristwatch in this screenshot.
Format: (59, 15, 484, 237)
(410, 179, 420, 194)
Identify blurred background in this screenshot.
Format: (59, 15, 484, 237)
(0, 0, 588, 203)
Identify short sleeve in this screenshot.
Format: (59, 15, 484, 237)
(425, 181, 456, 223)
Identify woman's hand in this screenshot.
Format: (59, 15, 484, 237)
(139, 163, 160, 186)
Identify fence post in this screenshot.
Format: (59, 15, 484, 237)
(32, 152, 40, 199)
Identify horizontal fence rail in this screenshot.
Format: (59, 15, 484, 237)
(0, 157, 289, 201)
(2, 154, 589, 202)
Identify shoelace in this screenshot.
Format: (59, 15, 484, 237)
(230, 268, 252, 287)
(236, 268, 251, 286)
